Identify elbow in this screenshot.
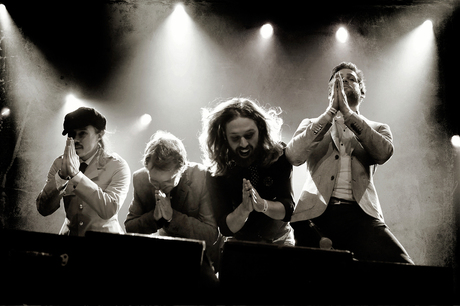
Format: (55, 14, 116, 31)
(37, 207, 52, 217)
(377, 147, 394, 165)
(99, 205, 119, 220)
(285, 150, 305, 167)
(124, 223, 134, 233)
(36, 199, 53, 217)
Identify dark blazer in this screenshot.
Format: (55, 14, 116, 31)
(124, 162, 218, 249)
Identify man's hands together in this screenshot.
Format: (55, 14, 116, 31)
(329, 72, 352, 117)
(153, 190, 173, 222)
(60, 137, 80, 179)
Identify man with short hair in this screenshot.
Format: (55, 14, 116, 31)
(125, 130, 218, 252)
(286, 62, 413, 264)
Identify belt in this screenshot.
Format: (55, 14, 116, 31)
(330, 197, 356, 205)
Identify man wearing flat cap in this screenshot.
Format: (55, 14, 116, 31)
(36, 107, 131, 236)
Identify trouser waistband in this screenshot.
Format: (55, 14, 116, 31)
(329, 197, 357, 205)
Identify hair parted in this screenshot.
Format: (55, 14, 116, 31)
(143, 130, 187, 172)
(199, 97, 284, 176)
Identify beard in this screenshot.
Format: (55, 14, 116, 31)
(228, 145, 261, 168)
(345, 87, 361, 108)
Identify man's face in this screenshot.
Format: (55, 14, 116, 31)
(70, 125, 100, 160)
(338, 68, 361, 107)
(225, 116, 259, 166)
(146, 160, 182, 194)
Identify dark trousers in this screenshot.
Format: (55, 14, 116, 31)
(292, 202, 414, 264)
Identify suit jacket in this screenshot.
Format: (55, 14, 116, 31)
(36, 149, 131, 236)
(286, 111, 394, 222)
(124, 162, 218, 249)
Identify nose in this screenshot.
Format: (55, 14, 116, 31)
(239, 137, 248, 148)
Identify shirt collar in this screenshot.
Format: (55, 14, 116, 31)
(80, 148, 99, 165)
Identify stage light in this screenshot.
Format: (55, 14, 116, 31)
(173, 2, 185, 14)
(260, 23, 273, 39)
(451, 135, 460, 148)
(139, 113, 152, 126)
(65, 94, 85, 112)
(336, 27, 349, 43)
(0, 3, 12, 31)
(422, 20, 433, 31)
(1, 107, 10, 118)
(167, 2, 193, 48)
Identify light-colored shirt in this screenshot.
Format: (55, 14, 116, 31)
(331, 115, 355, 201)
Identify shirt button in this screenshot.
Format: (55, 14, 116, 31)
(79, 204, 83, 210)
(335, 155, 339, 159)
(331, 176, 335, 180)
(79, 221, 84, 226)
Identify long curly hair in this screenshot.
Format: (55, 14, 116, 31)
(199, 98, 284, 176)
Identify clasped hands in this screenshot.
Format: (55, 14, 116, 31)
(329, 72, 352, 117)
(241, 178, 266, 213)
(153, 190, 173, 222)
(59, 137, 80, 179)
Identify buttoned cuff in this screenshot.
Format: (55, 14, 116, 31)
(63, 171, 84, 195)
(69, 171, 84, 188)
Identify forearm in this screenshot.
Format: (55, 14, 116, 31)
(73, 165, 130, 219)
(262, 200, 286, 220)
(345, 113, 394, 164)
(286, 112, 333, 166)
(226, 203, 251, 234)
(74, 177, 125, 219)
(36, 164, 65, 216)
(36, 187, 62, 216)
(125, 210, 160, 234)
(165, 210, 219, 247)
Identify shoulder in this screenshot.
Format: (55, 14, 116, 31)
(183, 162, 209, 179)
(132, 167, 149, 187)
(100, 151, 130, 169)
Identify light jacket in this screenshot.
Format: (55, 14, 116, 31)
(286, 111, 394, 222)
(36, 149, 131, 236)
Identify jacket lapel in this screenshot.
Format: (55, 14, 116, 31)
(331, 120, 341, 151)
(85, 149, 109, 180)
(172, 171, 190, 210)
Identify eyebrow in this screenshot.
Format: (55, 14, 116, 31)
(229, 129, 256, 135)
(342, 72, 357, 79)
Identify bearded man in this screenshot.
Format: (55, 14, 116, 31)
(286, 62, 413, 264)
(199, 98, 295, 245)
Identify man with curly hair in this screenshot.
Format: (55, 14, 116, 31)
(199, 98, 295, 245)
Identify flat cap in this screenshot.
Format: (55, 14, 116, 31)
(62, 107, 106, 136)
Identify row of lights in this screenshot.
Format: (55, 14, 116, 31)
(258, 20, 433, 43)
(259, 22, 349, 43)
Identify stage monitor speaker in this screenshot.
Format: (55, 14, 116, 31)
(218, 239, 455, 304)
(219, 239, 354, 303)
(0, 229, 207, 304)
(0, 229, 86, 304)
